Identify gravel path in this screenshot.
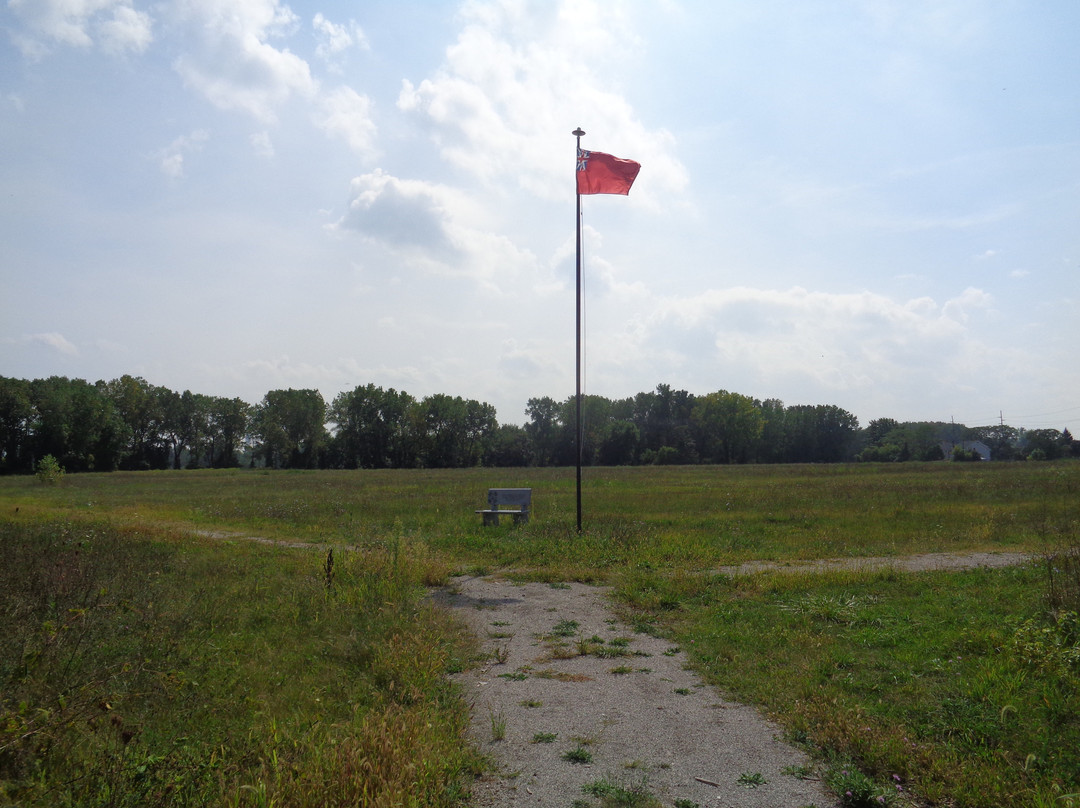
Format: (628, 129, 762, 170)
(437, 577, 834, 808)
(436, 552, 1035, 808)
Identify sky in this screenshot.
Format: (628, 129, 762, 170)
(2, 0, 1078, 432)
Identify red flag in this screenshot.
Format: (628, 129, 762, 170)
(577, 148, 641, 195)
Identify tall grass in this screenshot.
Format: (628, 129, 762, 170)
(0, 519, 479, 807)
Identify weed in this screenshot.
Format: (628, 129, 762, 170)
(533, 668, 592, 682)
(519, 699, 543, 708)
(562, 745, 593, 764)
(549, 642, 580, 660)
(825, 766, 888, 807)
(610, 665, 634, 675)
(531, 732, 557, 743)
(1044, 542, 1080, 615)
(673, 687, 691, 695)
(737, 771, 767, 788)
(595, 644, 630, 658)
(576, 635, 600, 656)
(781, 592, 875, 623)
(490, 709, 507, 741)
(551, 619, 580, 637)
(581, 775, 661, 807)
(319, 547, 333, 591)
(673, 800, 699, 808)
(497, 670, 529, 681)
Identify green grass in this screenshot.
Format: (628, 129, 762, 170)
(623, 562, 1079, 807)
(4, 462, 1075, 574)
(0, 518, 479, 807)
(1, 461, 1078, 807)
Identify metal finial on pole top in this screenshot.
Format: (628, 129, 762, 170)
(572, 127, 585, 532)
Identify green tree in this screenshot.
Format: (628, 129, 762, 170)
(103, 375, 167, 469)
(559, 395, 616, 466)
(417, 394, 466, 468)
(598, 420, 640, 465)
(159, 389, 210, 469)
(29, 377, 127, 472)
(691, 390, 763, 464)
(329, 384, 417, 469)
(208, 397, 250, 467)
(35, 454, 65, 484)
(1022, 428, 1064, 461)
(784, 404, 859, 463)
(0, 376, 34, 473)
(254, 389, 327, 468)
(525, 396, 561, 467)
(464, 399, 498, 465)
(970, 424, 1020, 461)
(484, 424, 531, 466)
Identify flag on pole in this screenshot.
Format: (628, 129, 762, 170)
(576, 148, 641, 195)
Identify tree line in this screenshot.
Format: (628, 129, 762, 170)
(0, 375, 1074, 473)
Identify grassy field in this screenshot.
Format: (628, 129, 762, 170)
(1, 461, 1078, 807)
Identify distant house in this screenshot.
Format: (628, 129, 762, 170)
(939, 440, 991, 461)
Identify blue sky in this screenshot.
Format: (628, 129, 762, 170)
(2, 0, 1078, 431)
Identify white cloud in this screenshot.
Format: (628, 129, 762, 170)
(169, 0, 316, 122)
(250, 129, 275, 158)
(315, 86, 376, 156)
(337, 170, 456, 254)
(397, 0, 687, 203)
(157, 129, 210, 178)
(24, 331, 79, 356)
(591, 285, 1001, 401)
(7, 0, 152, 55)
(312, 12, 366, 64)
(99, 4, 153, 54)
(335, 169, 542, 287)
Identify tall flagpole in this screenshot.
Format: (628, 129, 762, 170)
(572, 127, 585, 532)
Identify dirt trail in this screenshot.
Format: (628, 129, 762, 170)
(434, 551, 1035, 808)
(714, 550, 1034, 577)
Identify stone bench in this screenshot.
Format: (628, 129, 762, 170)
(476, 488, 532, 526)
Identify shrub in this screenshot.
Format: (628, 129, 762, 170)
(34, 454, 65, 485)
